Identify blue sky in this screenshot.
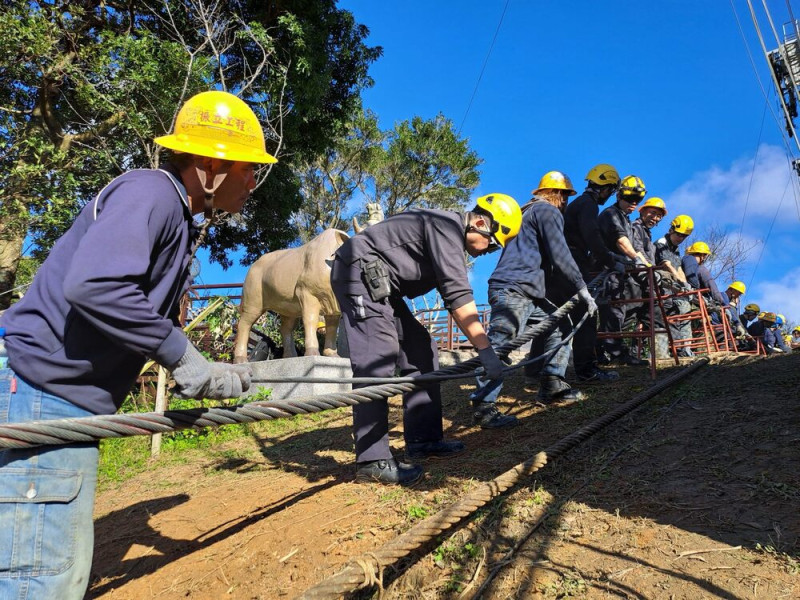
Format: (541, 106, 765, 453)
(201, 1, 800, 322)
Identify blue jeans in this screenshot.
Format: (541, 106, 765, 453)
(471, 289, 570, 404)
(0, 369, 98, 600)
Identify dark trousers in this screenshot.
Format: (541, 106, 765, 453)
(571, 301, 598, 374)
(331, 259, 442, 463)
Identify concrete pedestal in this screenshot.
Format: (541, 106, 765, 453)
(245, 355, 353, 401)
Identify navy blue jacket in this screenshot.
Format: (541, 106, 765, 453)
(564, 189, 614, 273)
(681, 255, 700, 287)
(597, 203, 632, 255)
(631, 217, 656, 265)
(747, 320, 766, 338)
(655, 236, 682, 271)
(489, 199, 585, 300)
(2, 167, 198, 414)
(763, 327, 789, 353)
(335, 209, 474, 310)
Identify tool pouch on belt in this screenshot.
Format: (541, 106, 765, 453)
(362, 258, 392, 302)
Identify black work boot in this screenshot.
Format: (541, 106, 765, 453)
(355, 457, 423, 486)
(406, 439, 466, 461)
(614, 350, 648, 366)
(536, 376, 584, 404)
(472, 402, 518, 428)
(576, 366, 619, 382)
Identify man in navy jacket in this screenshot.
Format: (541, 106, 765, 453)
(476, 172, 597, 425)
(0, 91, 275, 600)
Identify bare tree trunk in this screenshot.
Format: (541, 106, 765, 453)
(0, 221, 26, 310)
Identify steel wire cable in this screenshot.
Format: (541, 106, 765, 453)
(296, 358, 709, 600)
(0, 276, 605, 450)
(248, 309, 589, 387)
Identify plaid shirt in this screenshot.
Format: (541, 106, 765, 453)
(489, 199, 584, 299)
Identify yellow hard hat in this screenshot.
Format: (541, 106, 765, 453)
(744, 303, 760, 314)
(793, 325, 800, 333)
(785, 334, 793, 344)
(728, 281, 746, 295)
(533, 171, 577, 196)
(638, 197, 667, 215)
(154, 91, 277, 164)
(671, 214, 694, 235)
(474, 193, 522, 247)
(686, 241, 711, 255)
(585, 164, 620, 187)
(618, 175, 646, 200)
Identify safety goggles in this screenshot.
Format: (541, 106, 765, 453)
(619, 195, 643, 205)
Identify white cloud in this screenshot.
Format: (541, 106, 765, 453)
(666, 144, 800, 231)
(750, 266, 800, 324)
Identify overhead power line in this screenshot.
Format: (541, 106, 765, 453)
(457, 0, 511, 134)
(747, 174, 790, 290)
(731, 0, 800, 222)
(740, 98, 768, 237)
(731, 0, 798, 154)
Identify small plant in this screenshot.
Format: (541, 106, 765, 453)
(407, 504, 428, 520)
(755, 543, 800, 574)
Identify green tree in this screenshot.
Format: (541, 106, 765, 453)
(290, 111, 483, 242)
(293, 107, 383, 241)
(372, 114, 482, 216)
(0, 0, 381, 303)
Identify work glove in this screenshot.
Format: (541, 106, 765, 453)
(577, 287, 598, 317)
(634, 255, 651, 268)
(477, 346, 505, 380)
(169, 343, 252, 399)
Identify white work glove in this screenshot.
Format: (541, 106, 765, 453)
(169, 343, 252, 399)
(577, 287, 598, 317)
(477, 346, 505, 380)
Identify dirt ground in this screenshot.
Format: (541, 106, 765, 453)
(89, 351, 800, 599)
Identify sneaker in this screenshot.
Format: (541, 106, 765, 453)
(406, 439, 466, 460)
(576, 367, 620, 382)
(472, 403, 518, 429)
(355, 457, 423, 486)
(536, 376, 584, 404)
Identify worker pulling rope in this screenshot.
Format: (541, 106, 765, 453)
(297, 358, 709, 600)
(0, 277, 604, 450)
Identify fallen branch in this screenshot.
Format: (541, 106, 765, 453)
(675, 545, 742, 560)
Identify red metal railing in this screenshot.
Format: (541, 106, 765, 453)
(180, 283, 489, 352)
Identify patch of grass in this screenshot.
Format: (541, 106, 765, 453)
(98, 436, 151, 486)
(542, 571, 587, 597)
(755, 543, 800, 575)
(407, 504, 429, 520)
(97, 390, 349, 489)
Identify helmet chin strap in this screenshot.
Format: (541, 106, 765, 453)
(195, 163, 229, 220)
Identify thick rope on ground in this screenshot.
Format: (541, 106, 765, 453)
(0, 279, 606, 450)
(296, 358, 709, 600)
